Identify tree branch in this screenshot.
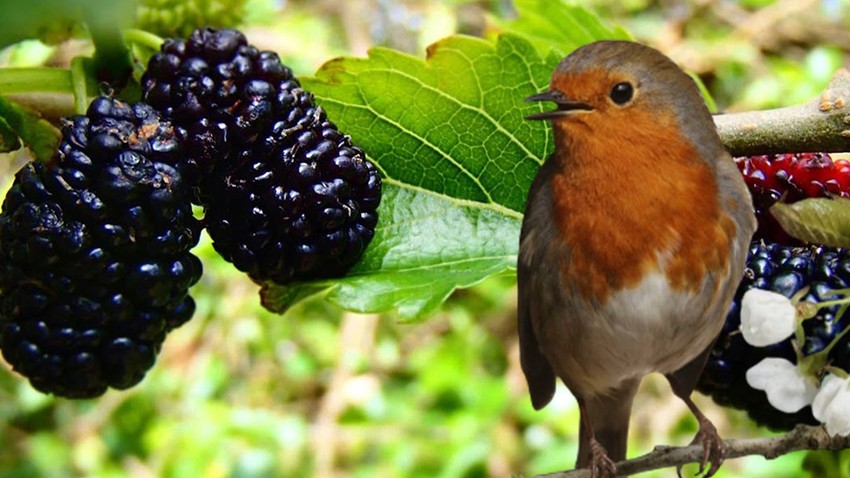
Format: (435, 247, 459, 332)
(714, 69, 850, 156)
(536, 425, 850, 478)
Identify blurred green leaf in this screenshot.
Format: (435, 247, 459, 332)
(0, 96, 61, 161)
(495, 0, 631, 57)
(771, 197, 850, 248)
(802, 450, 850, 478)
(0, 67, 74, 95)
(0, 0, 136, 49)
(136, 0, 247, 38)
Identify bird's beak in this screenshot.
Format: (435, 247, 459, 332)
(524, 90, 592, 120)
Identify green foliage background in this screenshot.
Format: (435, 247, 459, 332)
(0, 0, 849, 477)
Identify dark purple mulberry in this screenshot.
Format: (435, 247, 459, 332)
(0, 97, 202, 398)
(201, 106, 381, 283)
(141, 27, 299, 192)
(142, 28, 381, 283)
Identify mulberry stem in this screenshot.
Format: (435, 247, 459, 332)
(70, 57, 89, 115)
(123, 29, 165, 53)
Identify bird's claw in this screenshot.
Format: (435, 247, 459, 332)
(677, 418, 724, 478)
(587, 438, 618, 478)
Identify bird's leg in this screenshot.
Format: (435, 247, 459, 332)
(578, 401, 618, 478)
(587, 437, 618, 478)
(677, 394, 724, 478)
(666, 363, 725, 478)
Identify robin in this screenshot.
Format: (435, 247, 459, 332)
(518, 41, 756, 477)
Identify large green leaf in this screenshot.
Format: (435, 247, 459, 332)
(262, 9, 627, 319)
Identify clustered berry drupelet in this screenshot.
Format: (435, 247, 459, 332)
(0, 97, 202, 398)
(697, 152, 850, 430)
(141, 28, 381, 283)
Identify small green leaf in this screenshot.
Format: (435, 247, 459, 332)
(771, 198, 850, 248)
(689, 72, 718, 113)
(0, 0, 136, 50)
(0, 117, 22, 153)
(0, 96, 61, 162)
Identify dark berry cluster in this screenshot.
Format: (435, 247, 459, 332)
(142, 28, 381, 283)
(735, 153, 850, 243)
(698, 152, 850, 430)
(0, 97, 202, 398)
(697, 242, 850, 430)
(0, 28, 380, 397)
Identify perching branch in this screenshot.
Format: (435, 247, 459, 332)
(714, 69, 850, 156)
(537, 425, 850, 478)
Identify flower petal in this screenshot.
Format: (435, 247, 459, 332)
(745, 358, 817, 413)
(812, 374, 850, 437)
(740, 289, 797, 347)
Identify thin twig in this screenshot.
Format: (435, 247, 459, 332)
(536, 425, 850, 478)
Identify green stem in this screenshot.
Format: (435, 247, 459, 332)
(70, 58, 89, 115)
(811, 291, 850, 309)
(0, 68, 73, 95)
(123, 29, 164, 51)
(814, 299, 848, 309)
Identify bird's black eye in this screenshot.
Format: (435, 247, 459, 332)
(610, 82, 634, 105)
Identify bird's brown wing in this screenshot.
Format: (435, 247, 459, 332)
(517, 159, 559, 410)
(517, 257, 557, 410)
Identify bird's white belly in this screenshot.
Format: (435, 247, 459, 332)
(540, 269, 725, 396)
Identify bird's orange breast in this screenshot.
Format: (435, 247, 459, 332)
(550, 108, 737, 303)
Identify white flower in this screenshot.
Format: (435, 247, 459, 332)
(812, 373, 850, 437)
(740, 289, 797, 347)
(745, 357, 818, 413)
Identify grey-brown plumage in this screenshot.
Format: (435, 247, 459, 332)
(519, 41, 756, 477)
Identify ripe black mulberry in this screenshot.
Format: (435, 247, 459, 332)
(0, 97, 202, 398)
(142, 28, 381, 283)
